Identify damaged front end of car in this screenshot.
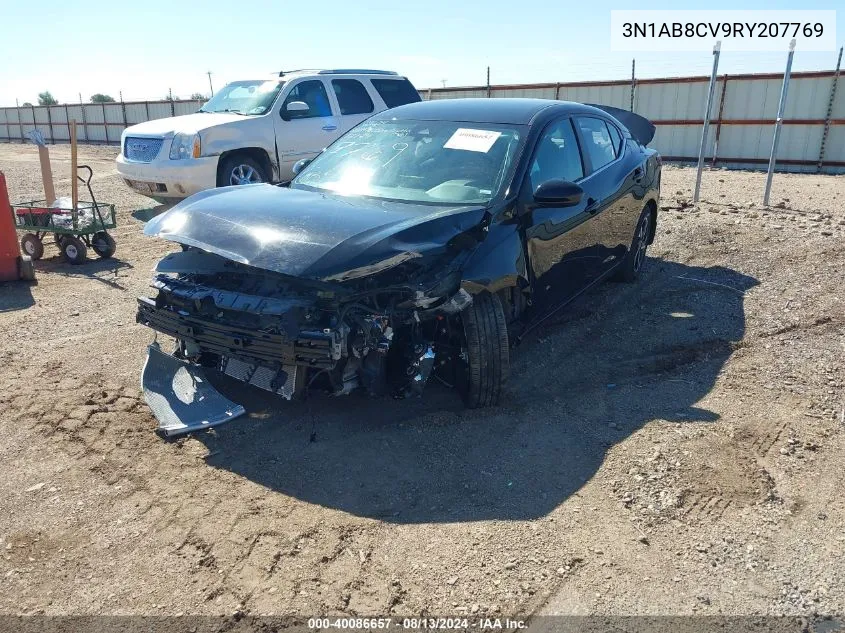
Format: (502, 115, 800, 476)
(136, 187, 490, 436)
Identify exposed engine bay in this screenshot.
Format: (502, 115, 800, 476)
(137, 248, 473, 435)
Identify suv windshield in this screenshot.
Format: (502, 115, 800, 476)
(293, 119, 522, 205)
(199, 79, 284, 116)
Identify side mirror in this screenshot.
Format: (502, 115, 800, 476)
(533, 179, 584, 207)
(286, 100, 309, 113)
(281, 100, 309, 121)
(292, 158, 312, 176)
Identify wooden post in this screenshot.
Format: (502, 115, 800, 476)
(38, 144, 56, 203)
(70, 120, 78, 212)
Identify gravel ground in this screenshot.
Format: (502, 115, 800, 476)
(0, 143, 843, 621)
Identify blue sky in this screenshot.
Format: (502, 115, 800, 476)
(0, 0, 841, 105)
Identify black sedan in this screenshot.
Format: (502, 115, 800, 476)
(138, 98, 661, 436)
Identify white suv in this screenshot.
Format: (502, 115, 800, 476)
(116, 69, 421, 201)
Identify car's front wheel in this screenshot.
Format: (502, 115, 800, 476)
(457, 292, 510, 408)
(218, 155, 269, 187)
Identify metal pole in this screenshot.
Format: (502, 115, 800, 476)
(486, 67, 491, 98)
(207, 71, 214, 97)
(169, 88, 175, 116)
(630, 58, 636, 111)
(764, 39, 796, 207)
(80, 94, 89, 143)
(816, 46, 842, 172)
(102, 101, 108, 144)
(693, 41, 721, 203)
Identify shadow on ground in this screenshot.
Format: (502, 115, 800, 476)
(36, 256, 133, 290)
(0, 280, 36, 312)
(131, 203, 173, 224)
(194, 259, 759, 524)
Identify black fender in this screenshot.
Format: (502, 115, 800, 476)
(460, 223, 528, 295)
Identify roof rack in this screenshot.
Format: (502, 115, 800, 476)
(317, 69, 398, 76)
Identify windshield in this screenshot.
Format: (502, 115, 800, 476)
(292, 119, 522, 205)
(199, 79, 284, 116)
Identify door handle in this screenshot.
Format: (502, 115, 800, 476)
(585, 197, 601, 214)
(322, 124, 338, 131)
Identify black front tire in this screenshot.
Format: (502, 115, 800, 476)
(91, 232, 117, 259)
(61, 236, 88, 265)
(459, 292, 510, 408)
(615, 206, 653, 283)
(20, 234, 44, 260)
(218, 154, 268, 187)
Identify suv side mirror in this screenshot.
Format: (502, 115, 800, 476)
(533, 179, 584, 207)
(292, 158, 312, 176)
(281, 101, 309, 121)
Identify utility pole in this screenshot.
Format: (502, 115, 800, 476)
(207, 71, 214, 97)
(440, 79, 447, 88)
(486, 66, 491, 98)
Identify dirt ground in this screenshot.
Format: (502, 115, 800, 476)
(0, 143, 843, 621)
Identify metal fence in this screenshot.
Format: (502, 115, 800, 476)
(1, 68, 842, 172)
(423, 69, 845, 173)
(0, 99, 205, 145)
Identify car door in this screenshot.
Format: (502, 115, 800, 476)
(572, 116, 637, 273)
(274, 79, 342, 180)
(331, 78, 377, 133)
(521, 117, 604, 316)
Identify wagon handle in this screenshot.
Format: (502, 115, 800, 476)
(76, 165, 93, 188)
(75, 164, 106, 229)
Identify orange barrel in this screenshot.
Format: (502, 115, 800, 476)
(0, 171, 24, 281)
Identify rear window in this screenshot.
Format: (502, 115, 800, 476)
(332, 79, 374, 115)
(370, 78, 422, 108)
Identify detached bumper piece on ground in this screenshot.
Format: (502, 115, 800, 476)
(142, 343, 245, 437)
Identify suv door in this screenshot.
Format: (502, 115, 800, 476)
(331, 78, 376, 133)
(521, 117, 603, 315)
(274, 79, 342, 180)
(572, 116, 635, 273)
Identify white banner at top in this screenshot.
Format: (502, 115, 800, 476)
(610, 10, 837, 52)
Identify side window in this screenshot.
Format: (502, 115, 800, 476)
(370, 78, 422, 108)
(529, 119, 583, 191)
(607, 123, 623, 156)
(576, 117, 617, 170)
(282, 80, 332, 119)
(331, 79, 374, 115)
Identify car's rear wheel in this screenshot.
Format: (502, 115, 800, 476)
(218, 155, 268, 187)
(615, 205, 653, 283)
(457, 292, 509, 408)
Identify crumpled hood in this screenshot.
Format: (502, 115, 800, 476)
(144, 184, 488, 281)
(124, 112, 246, 137)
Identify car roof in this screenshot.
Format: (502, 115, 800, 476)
(372, 98, 609, 125)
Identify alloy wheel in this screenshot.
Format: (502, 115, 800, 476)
(633, 213, 650, 272)
(229, 164, 262, 185)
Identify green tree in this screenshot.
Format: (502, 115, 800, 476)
(90, 93, 116, 103)
(37, 91, 58, 106)
(22, 102, 33, 107)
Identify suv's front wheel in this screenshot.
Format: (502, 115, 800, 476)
(218, 154, 269, 187)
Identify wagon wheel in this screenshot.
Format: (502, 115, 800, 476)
(53, 234, 65, 246)
(20, 233, 44, 261)
(61, 236, 88, 265)
(91, 232, 117, 259)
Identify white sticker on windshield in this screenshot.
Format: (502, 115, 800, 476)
(444, 128, 502, 153)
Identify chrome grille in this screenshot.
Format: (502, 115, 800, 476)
(124, 136, 164, 162)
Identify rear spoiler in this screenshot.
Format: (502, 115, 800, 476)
(587, 104, 656, 146)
